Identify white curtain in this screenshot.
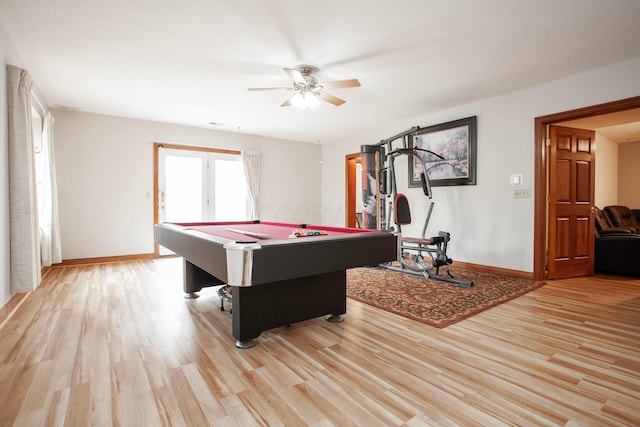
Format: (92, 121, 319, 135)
(39, 112, 62, 267)
(7, 65, 40, 293)
(242, 151, 260, 220)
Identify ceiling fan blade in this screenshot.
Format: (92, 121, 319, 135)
(280, 94, 295, 107)
(283, 68, 307, 85)
(318, 91, 346, 106)
(320, 79, 361, 89)
(247, 86, 290, 91)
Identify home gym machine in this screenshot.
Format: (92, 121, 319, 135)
(360, 127, 474, 288)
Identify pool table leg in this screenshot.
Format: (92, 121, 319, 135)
(326, 314, 344, 323)
(183, 260, 224, 299)
(231, 270, 347, 347)
(235, 339, 258, 349)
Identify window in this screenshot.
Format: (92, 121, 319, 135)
(158, 147, 249, 223)
(213, 157, 249, 221)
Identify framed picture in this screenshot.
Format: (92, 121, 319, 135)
(409, 116, 477, 187)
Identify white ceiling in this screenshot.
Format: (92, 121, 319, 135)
(560, 108, 640, 144)
(2, 0, 640, 144)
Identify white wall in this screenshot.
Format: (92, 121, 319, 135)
(619, 140, 640, 207)
(54, 110, 321, 259)
(321, 57, 640, 273)
(1, 24, 26, 307)
(594, 133, 618, 209)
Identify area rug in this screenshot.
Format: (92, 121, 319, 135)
(346, 267, 545, 328)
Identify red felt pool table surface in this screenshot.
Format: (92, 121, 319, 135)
(175, 221, 374, 241)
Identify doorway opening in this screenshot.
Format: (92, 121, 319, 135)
(533, 96, 640, 281)
(345, 153, 363, 228)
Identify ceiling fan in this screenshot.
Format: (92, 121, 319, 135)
(248, 65, 361, 108)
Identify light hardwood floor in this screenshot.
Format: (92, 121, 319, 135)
(1, 258, 638, 426)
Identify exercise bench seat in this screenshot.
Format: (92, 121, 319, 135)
(395, 193, 447, 245)
(402, 235, 446, 245)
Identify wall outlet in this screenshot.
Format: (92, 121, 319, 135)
(513, 188, 531, 198)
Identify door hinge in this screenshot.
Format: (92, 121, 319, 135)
(546, 138, 551, 147)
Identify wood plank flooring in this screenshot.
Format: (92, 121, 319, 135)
(0, 258, 638, 426)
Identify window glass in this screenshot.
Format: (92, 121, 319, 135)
(214, 158, 248, 220)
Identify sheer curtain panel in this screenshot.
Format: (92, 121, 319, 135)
(39, 112, 62, 266)
(7, 65, 40, 293)
(242, 151, 260, 220)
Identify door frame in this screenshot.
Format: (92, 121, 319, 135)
(345, 152, 361, 227)
(153, 142, 241, 256)
(533, 95, 640, 281)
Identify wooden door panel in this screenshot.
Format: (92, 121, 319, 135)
(557, 134, 571, 151)
(575, 216, 591, 257)
(577, 135, 593, 153)
(554, 218, 570, 259)
(548, 125, 596, 279)
(576, 161, 591, 202)
(556, 160, 571, 201)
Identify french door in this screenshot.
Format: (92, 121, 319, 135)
(156, 145, 248, 254)
(159, 148, 208, 223)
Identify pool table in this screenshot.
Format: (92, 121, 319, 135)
(155, 220, 398, 348)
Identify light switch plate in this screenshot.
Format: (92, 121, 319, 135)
(513, 188, 531, 198)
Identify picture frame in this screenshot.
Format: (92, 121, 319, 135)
(409, 116, 477, 187)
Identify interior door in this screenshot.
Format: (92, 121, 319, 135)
(547, 125, 596, 279)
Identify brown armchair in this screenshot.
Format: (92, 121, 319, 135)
(595, 206, 640, 277)
(604, 205, 640, 233)
(595, 234, 640, 276)
(594, 207, 635, 236)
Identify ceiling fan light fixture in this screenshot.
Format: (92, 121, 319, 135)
(249, 65, 359, 107)
(291, 91, 319, 109)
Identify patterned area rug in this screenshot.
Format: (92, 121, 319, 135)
(346, 267, 545, 328)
